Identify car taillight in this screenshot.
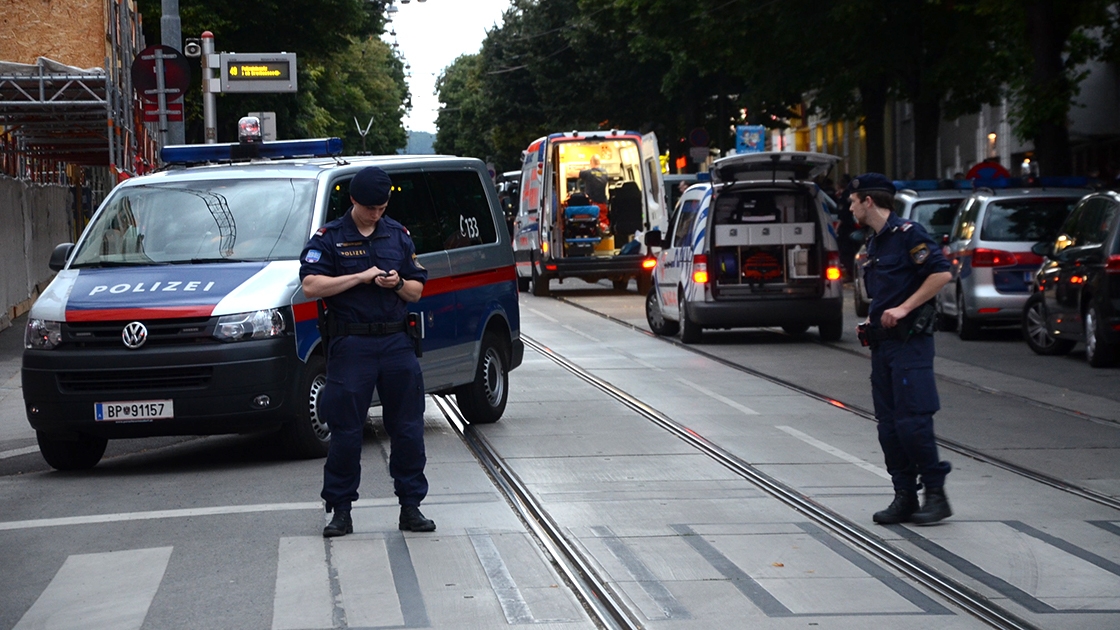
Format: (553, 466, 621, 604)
(1107, 255, 1120, 273)
(825, 251, 842, 281)
(692, 254, 709, 284)
(970, 248, 1017, 267)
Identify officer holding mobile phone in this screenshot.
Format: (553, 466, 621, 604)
(300, 166, 434, 537)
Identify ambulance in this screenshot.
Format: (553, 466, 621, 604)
(512, 130, 668, 295)
(21, 132, 522, 469)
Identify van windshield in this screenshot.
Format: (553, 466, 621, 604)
(70, 179, 316, 267)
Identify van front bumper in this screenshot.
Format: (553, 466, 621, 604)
(22, 339, 298, 439)
(687, 295, 843, 328)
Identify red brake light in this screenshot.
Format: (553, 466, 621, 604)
(1107, 255, 1120, 273)
(970, 248, 1017, 267)
(825, 251, 842, 281)
(692, 254, 709, 284)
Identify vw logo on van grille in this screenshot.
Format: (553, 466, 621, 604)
(122, 322, 148, 349)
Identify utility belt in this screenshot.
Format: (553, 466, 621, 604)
(858, 302, 937, 348)
(328, 320, 406, 336)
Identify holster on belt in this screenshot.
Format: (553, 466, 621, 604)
(866, 301, 938, 348)
(406, 312, 423, 358)
(316, 300, 330, 359)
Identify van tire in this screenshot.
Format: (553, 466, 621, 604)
(782, 323, 809, 335)
(679, 294, 702, 344)
(853, 282, 869, 318)
(612, 278, 629, 291)
(531, 264, 550, 296)
(957, 291, 981, 340)
(517, 275, 530, 292)
(636, 271, 652, 296)
(37, 431, 107, 470)
(456, 332, 509, 424)
(818, 318, 843, 342)
(646, 287, 679, 336)
(280, 354, 331, 459)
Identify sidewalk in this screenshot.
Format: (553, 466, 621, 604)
(0, 315, 33, 445)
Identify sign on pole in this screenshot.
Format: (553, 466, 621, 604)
(219, 53, 298, 93)
(736, 125, 767, 154)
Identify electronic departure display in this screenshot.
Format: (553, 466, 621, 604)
(219, 53, 298, 93)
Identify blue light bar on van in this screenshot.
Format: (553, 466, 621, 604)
(696, 171, 712, 182)
(892, 179, 975, 191)
(161, 138, 343, 164)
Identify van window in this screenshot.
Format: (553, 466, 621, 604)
(425, 170, 498, 250)
(70, 179, 316, 266)
(910, 200, 961, 239)
(387, 172, 444, 255)
(1072, 198, 1116, 246)
(952, 199, 980, 241)
(713, 190, 812, 224)
(671, 198, 702, 248)
(981, 198, 1074, 242)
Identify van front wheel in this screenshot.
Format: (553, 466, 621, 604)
(456, 332, 509, 424)
(279, 354, 330, 459)
(37, 431, 107, 470)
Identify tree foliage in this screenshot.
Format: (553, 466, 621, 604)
(136, 0, 408, 152)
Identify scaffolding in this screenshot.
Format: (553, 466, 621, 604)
(0, 0, 158, 187)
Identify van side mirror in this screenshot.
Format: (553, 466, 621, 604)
(643, 230, 663, 248)
(48, 243, 74, 271)
(848, 228, 866, 243)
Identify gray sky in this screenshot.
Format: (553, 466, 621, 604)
(385, 0, 512, 134)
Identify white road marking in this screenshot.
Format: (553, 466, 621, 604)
(561, 324, 602, 342)
(332, 537, 404, 627)
(527, 308, 558, 323)
(14, 546, 173, 630)
(0, 446, 39, 460)
(677, 378, 759, 415)
(469, 531, 534, 624)
(776, 425, 891, 479)
(272, 537, 335, 630)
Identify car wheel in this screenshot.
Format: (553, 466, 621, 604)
(782, 323, 809, 335)
(1022, 294, 1074, 356)
(36, 431, 107, 470)
(646, 286, 679, 336)
(612, 278, 629, 291)
(517, 275, 530, 292)
(957, 291, 981, 340)
(679, 292, 703, 344)
(279, 353, 330, 458)
(636, 271, 653, 296)
(455, 331, 509, 423)
(818, 318, 843, 342)
(1085, 305, 1119, 368)
(853, 281, 869, 318)
(531, 262, 550, 297)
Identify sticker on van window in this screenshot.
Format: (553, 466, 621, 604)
(305, 249, 322, 263)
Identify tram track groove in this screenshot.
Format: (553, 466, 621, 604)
(433, 394, 642, 630)
(520, 334, 1039, 630)
(555, 295, 1120, 512)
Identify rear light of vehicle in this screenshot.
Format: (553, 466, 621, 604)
(970, 248, 1018, 267)
(825, 251, 842, 281)
(978, 308, 1001, 314)
(692, 254, 709, 284)
(545, 264, 557, 272)
(642, 257, 657, 270)
(1107, 255, 1120, 273)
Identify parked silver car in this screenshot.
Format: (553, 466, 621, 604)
(936, 186, 1084, 339)
(852, 184, 969, 317)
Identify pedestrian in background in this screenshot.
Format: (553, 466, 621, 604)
(300, 166, 436, 537)
(849, 173, 954, 526)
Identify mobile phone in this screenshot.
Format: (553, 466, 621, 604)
(379, 271, 392, 278)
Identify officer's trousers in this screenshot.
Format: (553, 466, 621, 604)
(320, 333, 427, 513)
(870, 334, 951, 493)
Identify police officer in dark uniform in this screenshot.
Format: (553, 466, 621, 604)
(300, 166, 435, 537)
(849, 173, 954, 526)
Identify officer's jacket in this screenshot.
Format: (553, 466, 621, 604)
(299, 209, 428, 325)
(865, 213, 950, 325)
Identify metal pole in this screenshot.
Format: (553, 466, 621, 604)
(160, 0, 185, 144)
(154, 47, 169, 148)
(202, 31, 217, 143)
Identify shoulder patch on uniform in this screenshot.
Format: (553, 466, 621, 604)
(900, 222, 914, 232)
(910, 243, 929, 264)
(304, 249, 322, 263)
(411, 253, 425, 270)
(402, 225, 411, 236)
(315, 227, 327, 236)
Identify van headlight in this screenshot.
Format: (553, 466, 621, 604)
(213, 309, 286, 342)
(25, 319, 62, 350)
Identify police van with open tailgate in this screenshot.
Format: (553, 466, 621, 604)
(22, 126, 522, 469)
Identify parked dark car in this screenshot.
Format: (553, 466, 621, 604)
(1023, 190, 1120, 367)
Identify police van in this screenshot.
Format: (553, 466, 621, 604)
(644, 151, 844, 343)
(22, 132, 522, 469)
(512, 130, 667, 295)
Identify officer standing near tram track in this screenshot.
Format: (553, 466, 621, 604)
(849, 173, 954, 526)
(299, 165, 435, 537)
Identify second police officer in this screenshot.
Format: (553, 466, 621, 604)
(300, 166, 435, 537)
(849, 173, 954, 525)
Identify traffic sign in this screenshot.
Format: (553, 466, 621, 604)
(688, 127, 710, 148)
(131, 45, 191, 103)
(219, 53, 297, 93)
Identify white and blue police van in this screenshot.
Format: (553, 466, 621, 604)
(22, 133, 522, 469)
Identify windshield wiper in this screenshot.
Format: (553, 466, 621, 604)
(70, 260, 160, 268)
(188, 257, 254, 264)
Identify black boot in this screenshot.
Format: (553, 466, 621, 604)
(399, 505, 436, 532)
(323, 510, 353, 538)
(873, 491, 919, 524)
(911, 487, 952, 525)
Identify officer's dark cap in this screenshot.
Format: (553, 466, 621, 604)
(847, 172, 896, 196)
(350, 166, 392, 206)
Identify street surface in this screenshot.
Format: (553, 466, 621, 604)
(2, 281, 1119, 629)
